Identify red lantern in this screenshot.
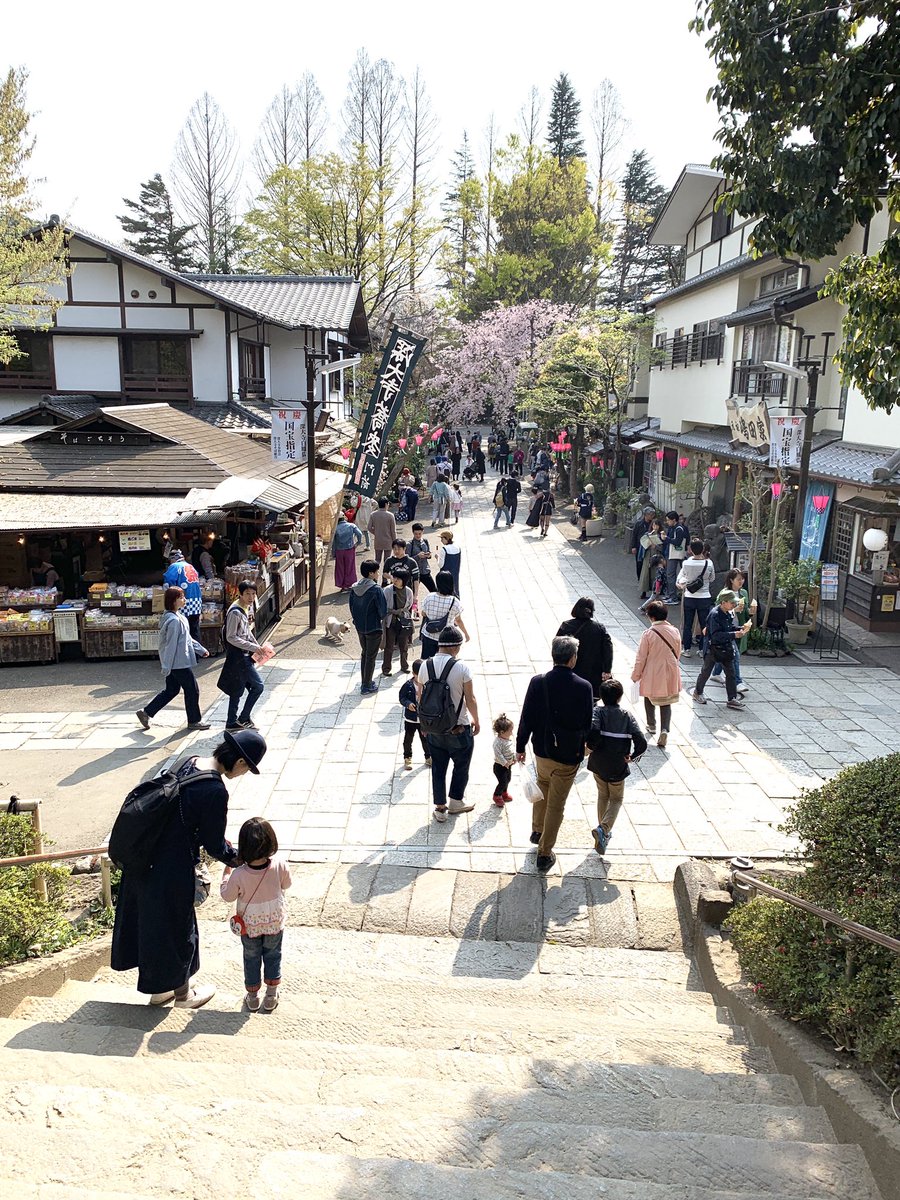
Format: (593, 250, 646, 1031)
(431, 431, 440, 441)
(771, 481, 783, 498)
(812, 494, 829, 513)
(434, 427, 443, 439)
(563, 442, 572, 452)
(591, 455, 599, 466)
(559, 429, 567, 439)
(339, 447, 350, 460)
(414, 434, 423, 446)
(655, 448, 665, 462)
(708, 465, 720, 480)
(678, 456, 690, 469)
(398, 437, 407, 450)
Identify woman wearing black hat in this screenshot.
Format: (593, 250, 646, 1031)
(111, 728, 267, 1009)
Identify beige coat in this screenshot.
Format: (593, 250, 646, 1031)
(632, 620, 682, 704)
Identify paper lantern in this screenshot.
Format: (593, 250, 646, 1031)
(414, 434, 423, 446)
(431, 431, 440, 441)
(339, 447, 350, 460)
(678, 456, 690, 469)
(559, 429, 568, 439)
(398, 437, 407, 450)
(708, 465, 720, 480)
(434, 427, 443, 439)
(591, 455, 599, 466)
(862, 528, 888, 552)
(771, 481, 783, 498)
(811, 494, 829, 514)
(563, 443, 572, 452)
(655, 448, 665, 462)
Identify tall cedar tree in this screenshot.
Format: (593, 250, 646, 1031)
(546, 73, 585, 166)
(118, 175, 198, 270)
(440, 133, 483, 316)
(605, 149, 677, 311)
(173, 93, 241, 273)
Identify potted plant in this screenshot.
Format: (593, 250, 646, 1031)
(779, 559, 821, 646)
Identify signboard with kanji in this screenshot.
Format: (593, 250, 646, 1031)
(725, 398, 769, 448)
(769, 415, 805, 468)
(351, 327, 427, 497)
(119, 529, 151, 552)
(271, 409, 309, 463)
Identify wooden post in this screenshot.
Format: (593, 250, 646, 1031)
(14, 799, 48, 903)
(100, 856, 113, 910)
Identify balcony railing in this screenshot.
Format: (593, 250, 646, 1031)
(731, 359, 789, 401)
(0, 369, 53, 391)
(239, 374, 267, 400)
(123, 372, 191, 399)
(654, 331, 724, 370)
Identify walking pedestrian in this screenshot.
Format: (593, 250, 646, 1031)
(399, 658, 430, 770)
(451, 483, 463, 523)
(539, 489, 555, 537)
(525, 488, 543, 529)
(136, 586, 210, 732)
(676, 538, 716, 655)
(349, 560, 388, 695)
(355, 494, 376, 550)
(710, 568, 754, 694)
(217, 581, 266, 733)
(450, 446, 462, 480)
(691, 589, 752, 711)
(111, 728, 267, 1009)
(662, 510, 689, 602)
(503, 474, 521, 523)
(416, 626, 479, 823)
(164, 549, 203, 639)
(631, 599, 682, 749)
(409, 523, 436, 600)
(220, 816, 292, 1013)
(585, 679, 647, 855)
(491, 713, 517, 807)
(381, 567, 414, 676)
(333, 515, 363, 591)
(367, 497, 397, 575)
(556, 596, 613, 698)
(638, 518, 664, 597)
(436, 529, 462, 597)
(629, 505, 657, 589)
(515, 635, 594, 873)
(420, 570, 469, 658)
(430, 475, 452, 527)
(493, 477, 511, 528)
(472, 445, 486, 481)
(513, 447, 525, 477)
(576, 484, 595, 540)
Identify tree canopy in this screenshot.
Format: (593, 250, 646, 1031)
(546, 73, 585, 166)
(692, 0, 900, 411)
(118, 174, 198, 271)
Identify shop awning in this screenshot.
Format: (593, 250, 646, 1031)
(0, 492, 226, 532)
(182, 468, 346, 514)
(628, 438, 658, 451)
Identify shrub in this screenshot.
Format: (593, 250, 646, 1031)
(727, 754, 900, 1087)
(0, 813, 80, 965)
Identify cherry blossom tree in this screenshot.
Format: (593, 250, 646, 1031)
(426, 300, 572, 428)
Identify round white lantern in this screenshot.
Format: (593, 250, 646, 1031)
(862, 527, 889, 552)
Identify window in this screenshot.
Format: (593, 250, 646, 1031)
(122, 336, 190, 397)
(690, 319, 725, 362)
(740, 321, 792, 365)
(832, 507, 854, 572)
(759, 266, 800, 297)
(0, 332, 53, 388)
(710, 202, 732, 242)
(671, 327, 688, 366)
(661, 447, 677, 484)
(238, 340, 266, 400)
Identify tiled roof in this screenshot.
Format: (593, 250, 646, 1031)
(648, 425, 840, 466)
(808, 440, 900, 486)
(187, 402, 272, 432)
(186, 274, 364, 333)
(0, 492, 225, 532)
(0, 438, 223, 493)
(620, 415, 661, 438)
(646, 253, 774, 307)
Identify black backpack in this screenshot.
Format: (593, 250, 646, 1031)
(418, 658, 464, 735)
(108, 769, 219, 872)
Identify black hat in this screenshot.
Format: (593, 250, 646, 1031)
(222, 728, 267, 774)
(438, 625, 464, 646)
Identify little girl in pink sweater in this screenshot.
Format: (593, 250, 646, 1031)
(221, 817, 292, 1012)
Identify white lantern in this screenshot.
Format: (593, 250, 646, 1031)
(862, 528, 888, 552)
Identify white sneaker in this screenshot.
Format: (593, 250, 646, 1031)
(149, 990, 175, 1006)
(174, 983, 216, 1009)
(433, 807, 448, 823)
(737, 683, 749, 694)
(447, 798, 475, 814)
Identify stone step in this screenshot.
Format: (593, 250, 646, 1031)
(0, 1184, 157, 1200)
(0, 1059, 833, 1143)
(0, 1087, 876, 1198)
(0, 1015, 778, 1088)
(9, 992, 768, 1073)
(49, 978, 749, 1043)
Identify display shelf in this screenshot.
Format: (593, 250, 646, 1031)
(0, 630, 57, 664)
(82, 627, 158, 659)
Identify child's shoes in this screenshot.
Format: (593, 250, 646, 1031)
(264, 987, 279, 1012)
(493, 793, 505, 807)
(245, 991, 261, 1012)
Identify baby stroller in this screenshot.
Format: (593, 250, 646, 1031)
(462, 463, 477, 481)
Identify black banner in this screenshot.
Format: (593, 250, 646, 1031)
(351, 326, 426, 497)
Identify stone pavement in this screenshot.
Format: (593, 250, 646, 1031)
(4, 475, 898, 878)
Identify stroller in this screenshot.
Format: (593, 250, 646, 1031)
(462, 464, 477, 481)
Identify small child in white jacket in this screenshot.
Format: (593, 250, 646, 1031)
(491, 713, 517, 807)
(221, 817, 292, 1012)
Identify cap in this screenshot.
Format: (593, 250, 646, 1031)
(716, 589, 740, 605)
(437, 625, 464, 646)
(222, 728, 267, 774)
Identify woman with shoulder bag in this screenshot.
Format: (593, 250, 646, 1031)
(631, 600, 682, 749)
(675, 538, 716, 655)
(382, 567, 415, 675)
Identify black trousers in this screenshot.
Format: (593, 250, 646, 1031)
(493, 762, 512, 796)
(403, 720, 429, 760)
(696, 649, 737, 701)
(418, 571, 436, 593)
(357, 629, 382, 687)
(644, 697, 671, 732)
(144, 667, 201, 725)
(187, 612, 201, 639)
(508, 498, 518, 522)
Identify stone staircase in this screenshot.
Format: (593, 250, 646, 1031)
(0, 921, 884, 1200)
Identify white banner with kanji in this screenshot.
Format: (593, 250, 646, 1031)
(769, 415, 804, 468)
(271, 409, 308, 463)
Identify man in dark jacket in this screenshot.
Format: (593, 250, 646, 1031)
(691, 589, 751, 710)
(381, 538, 420, 588)
(502, 474, 522, 523)
(349, 561, 388, 694)
(515, 635, 594, 873)
(662, 510, 689, 602)
(629, 505, 657, 582)
(585, 678, 647, 855)
(556, 596, 613, 698)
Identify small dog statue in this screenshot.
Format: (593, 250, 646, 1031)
(324, 617, 351, 645)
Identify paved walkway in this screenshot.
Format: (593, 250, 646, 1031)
(4, 476, 898, 880)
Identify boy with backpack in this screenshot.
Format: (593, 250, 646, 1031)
(398, 658, 431, 770)
(585, 678, 648, 856)
(415, 625, 480, 822)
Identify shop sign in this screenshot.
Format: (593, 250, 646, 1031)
(122, 631, 140, 653)
(820, 563, 839, 601)
(100, 599, 122, 608)
(271, 410, 308, 463)
(281, 564, 295, 594)
(351, 327, 427, 497)
(880, 591, 896, 613)
(769, 415, 805, 468)
(119, 529, 151, 552)
(726, 398, 769, 448)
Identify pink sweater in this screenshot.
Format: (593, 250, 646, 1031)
(220, 855, 292, 937)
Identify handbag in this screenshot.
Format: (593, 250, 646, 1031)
(229, 865, 268, 936)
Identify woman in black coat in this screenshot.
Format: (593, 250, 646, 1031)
(111, 728, 267, 1009)
(556, 596, 614, 698)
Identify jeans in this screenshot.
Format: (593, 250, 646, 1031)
(226, 661, 264, 726)
(241, 930, 283, 989)
(493, 505, 510, 528)
(682, 596, 712, 651)
(712, 642, 743, 685)
(696, 647, 738, 701)
(426, 726, 474, 808)
(593, 776, 625, 833)
(382, 621, 411, 673)
(403, 720, 429, 760)
(533, 754, 580, 857)
(665, 557, 682, 599)
(144, 667, 202, 725)
(644, 697, 671, 732)
(508, 499, 518, 522)
(357, 629, 382, 687)
(492, 762, 511, 797)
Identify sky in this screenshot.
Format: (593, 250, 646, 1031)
(6, 0, 722, 238)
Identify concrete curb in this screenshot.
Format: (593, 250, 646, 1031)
(673, 861, 900, 1200)
(0, 932, 111, 1019)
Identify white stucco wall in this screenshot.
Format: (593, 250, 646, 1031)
(268, 326, 308, 402)
(55, 306, 120, 329)
(69, 260, 119, 303)
(190, 309, 228, 401)
(53, 336, 120, 392)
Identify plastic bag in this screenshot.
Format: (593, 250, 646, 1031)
(519, 761, 543, 805)
(629, 679, 641, 705)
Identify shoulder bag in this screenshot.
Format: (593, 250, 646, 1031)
(684, 559, 711, 594)
(229, 865, 269, 936)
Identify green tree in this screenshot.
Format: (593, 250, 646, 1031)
(546, 72, 585, 166)
(439, 133, 485, 317)
(604, 149, 676, 311)
(691, 0, 900, 413)
(172, 92, 241, 273)
(0, 68, 67, 367)
(118, 174, 198, 270)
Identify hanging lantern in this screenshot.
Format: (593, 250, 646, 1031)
(431, 431, 440, 441)
(398, 438, 407, 450)
(591, 455, 599, 466)
(708, 464, 720, 480)
(655, 448, 665, 462)
(771, 481, 783, 498)
(433, 427, 444, 439)
(812, 494, 829, 514)
(339, 447, 350, 460)
(559, 429, 568, 439)
(563, 442, 573, 452)
(414, 434, 423, 446)
(678, 456, 690, 469)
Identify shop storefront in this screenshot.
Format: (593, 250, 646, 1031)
(829, 494, 900, 631)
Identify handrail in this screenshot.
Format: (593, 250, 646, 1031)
(0, 845, 113, 909)
(732, 870, 900, 956)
